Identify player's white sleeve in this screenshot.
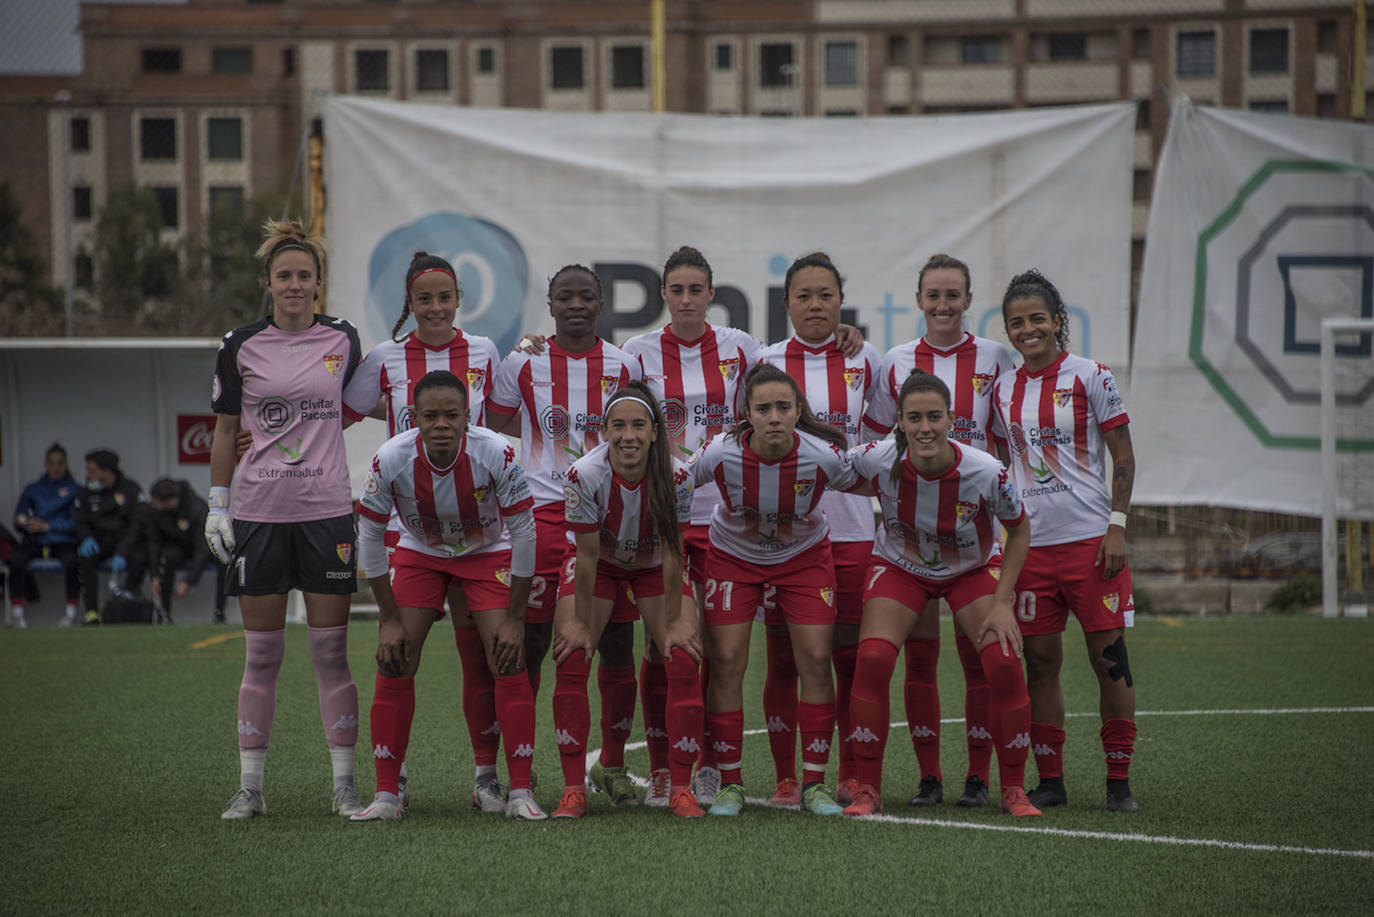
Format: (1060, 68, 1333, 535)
(687, 437, 717, 487)
(342, 346, 384, 420)
(358, 515, 390, 580)
(489, 352, 525, 414)
(506, 508, 536, 577)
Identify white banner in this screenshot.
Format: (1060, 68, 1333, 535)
(1131, 97, 1374, 519)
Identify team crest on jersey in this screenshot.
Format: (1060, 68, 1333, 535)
(1103, 593, 1120, 614)
(466, 368, 486, 391)
(970, 372, 994, 395)
(1052, 388, 1074, 408)
(540, 404, 571, 439)
(323, 353, 344, 379)
(843, 366, 865, 391)
(600, 375, 620, 395)
(717, 358, 739, 382)
(471, 485, 489, 504)
(495, 568, 511, 586)
(364, 471, 380, 495)
(336, 543, 353, 564)
(211, 374, 221, 402)
(954, 500, 979, 521)
(793, 478, 815, 497)
(819, 586, 835, 607)
(563, 483, 582, 511)
(661, 398, 688, 437)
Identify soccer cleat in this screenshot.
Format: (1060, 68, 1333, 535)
(691, 766, 721, 806)
(644, 769, 671, 807)
(707, 783, 746, 816)
(841, 784, 882, 817)
(505, 792, 548, 821)
(1106, 779, 1139, 812)
(801, 783, 844, 816)
(551, 788, 588, 819)
(907, 775, 943, 807)
(957, 775, 991, 808)
(83, 610, 99, 626)
(13, 612, 28, 630)
(589, 762, 639, 807)
(770, 777, 802, 807)
(668, 787, 705, 818)
(835, 777, 862, 806)
(1000, 786, 1042, 817)
(221, 786, 266, 820)
(213, 609, 226, 625)
(350, 793, 404, 822)
(1027, 777, 1068, 809)
(332, 783, 365, 817)
(471, 775, 507, 813)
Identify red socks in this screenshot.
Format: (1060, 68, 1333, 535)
(903, 637, 942, 781)
(955, 632, 992, 783)
(454, 625, 500, 768)
(495, 672, 536, 791)
(640, 658, 669, 773)
(849, 637, 899, 791)
(798, 701, 835, 785)
(552, 649, 591, 788)
(978, 642, 1031, 791)
(832, 643, 859, 782)
(1031, 722, 1067, 781)
(706, 709, 744, 785)
(664, 652, 704, 788)
(1101, 718, 1136, 780)
(369, 674, 415, 795)
(697, 658, 717, 770)
(763, 630, 798, 782)
(597, 665, 636, 769)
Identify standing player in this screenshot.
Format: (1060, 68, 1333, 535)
(862, 254, 1015, 808)
(548, 382, 705, 819)
(842, 370, 1038, 817)
(350, 371, 544, 821)
(487, 264, 643, 798)
(757, 252, 881, 807)
(342, 251, 508, 813)
(690, 363, 861, 817)
(992, 269, 1139, 813)
(208, 219, 363, 820)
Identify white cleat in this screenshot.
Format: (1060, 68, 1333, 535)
(332, 783, 365, 817)
(505, 791, 548, 821)
(472, 776, 507, 813)
(350, 793, 404, 822)
(221, 786, 266, 820)
(691, 766, 721, 806)
(645, 769, 671, 808)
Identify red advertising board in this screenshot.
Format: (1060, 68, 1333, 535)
(177, 414, 216, 464)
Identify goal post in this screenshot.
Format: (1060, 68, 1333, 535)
(1321, 316, 1374, 618)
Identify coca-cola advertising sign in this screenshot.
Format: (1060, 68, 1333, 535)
(177, 414, 216, 464)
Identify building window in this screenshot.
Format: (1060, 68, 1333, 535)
(212, 47, 253, 75)
(1131, 28, 1151, 60)
(759, 42, 794, 87)
(887, 34, 908, 67)
(1316, 93, 1337, 118)
(282, 47, 296, 77)
(142, 48, 181, 73)
(824, 109, 858, 118)
(1132, 169, 1151, 202)
(1248, 99, 1288, 113)
(714, 43, 733, 70)
(152, 186, 179, 229)
(1177, 31, 1216, 78)
(1136, 98, 1151, 130)
(611, 46, 645, 89)
(886, 104, 909, 115)
(550, 46, 584, 90)
(824, 41, 858, 87)
(73, 186, 92, 221)
(208, 185, 245, 216)
(1047, 33, 1087, 61)
(207, 117, 243, 161)
(476, 46, 495, 74)
(416, 49, 449, 92)
(74, 253, 93, 290)
(961, 37, 1002, 64)
(70, 117, 90, 153)
(140, 117, 176, 160)
(355, 50, 390, 91)
(1317, 21, 1339, 55)
(1250, 28, 1288, 75)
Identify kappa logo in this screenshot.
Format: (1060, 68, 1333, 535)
(1032, 743, 1055, 757)
(967, 726, 993, 740)
(1005, 732, 1031, 750)
(611, 717, 634, 733)
(331, 714, 359, 731)
(673, 737, 701, 754)
(819, 586, 835, 607)
(1106, 750, 1131, 760)
(512, 743, 535, 758)
(718, 358, 739, 382)
(323, 353, 345, 379)
(673, 466, 690, 485)
(554, 729, 576, 745)
(645, 726, 668, 739)
(909, 724, 937, 739)
(843, 366, 865, 391)
(481, 722, 502, 736)
(502, 444, 516, 467)
(237, 720, 263, 736)
(793, 478, 815, 496)
(373, 745, 397, 760)
(847, 726, 880, 744)
(336, 543, 353, 565)
(1103, 592, 1120, 614)
(954, 500, 979, 521)
(804, 738, 830, 754)
(712, 740, 736, 754)
(970, 372, 994, 395)
(467, 367, 487, 391)
(766, 716, 791, 733)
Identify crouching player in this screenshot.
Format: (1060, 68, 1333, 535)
(550, 381, 705, 819)
(352, 370, 546, 821)
(843, 370, 1040, 817)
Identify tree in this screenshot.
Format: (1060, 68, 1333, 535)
(181, 186, 287, 336)
(91, 182, 183, 332)
(0, 181, 63, 336)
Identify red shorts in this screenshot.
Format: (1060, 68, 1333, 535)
(862, 560, 1000, 616)
(705, 540, 837, 628)
(684, 524, 711, 586)
(758, 539, 871, 627)
(527, 503, 572, 623)
(556, 554, 648, 623)
(390, 547, 512, 615)
(1014, 536, 1135, 636)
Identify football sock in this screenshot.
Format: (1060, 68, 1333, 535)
(238, 629, 285, 751)
(640, 658, 669, 773)
(240, 748, 267, 793)
(369, 674, 414, 795)
(832, 643, 859, 782)
(903, 637, 942, 781)
(979, 643, 1031, 791)
(1101, 718, 1137, 780)
(307, 624, 358, 752)
(849, 637, 899, 792)
(955, 631, 992, 782)
(707, 709, 745, 785)
(1031, 722, 1067, 781)
(663, 652, 704, 788)
(697, 658, 717, 769)
(552, 649, 591, 789)
(495, 672, 537, 791)
(454, 625, 501, 768)
(763, 630, 799, 782)
(597, 664, 636, 769)
(798, 701, 836, 785)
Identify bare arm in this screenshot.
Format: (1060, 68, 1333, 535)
(209, 413, 242, 489)
(1098, 423, 1135, 579)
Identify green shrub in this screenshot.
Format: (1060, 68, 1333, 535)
(1266, 571, 1322, 613)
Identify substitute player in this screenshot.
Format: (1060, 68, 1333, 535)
(208, 219, 363, 820)
(992, 269, 1139, 813)
(863, 253, 1015, 808)
(350, 371, 544, 821)
(548, 382, 705, 819)
(842, 369, 1038, 817)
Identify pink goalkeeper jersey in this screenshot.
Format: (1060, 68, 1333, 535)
(689, 429, 859, 565)
(853, 439, 1023, 580)
(356, 426, 533, 560)
(758, 335, 880, 543)
(991, 351, 1129, 548)
(342, 329, 500, 434)
(622, 323, 762, 525)
(865, 332, 1014, 454)
(211, 315, 360, 523)
(487, 338, 642, 507)
(563, 442, 693, 570)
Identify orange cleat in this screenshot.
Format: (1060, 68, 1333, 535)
(841, 784, 882, 817)
(551, 787, 588, 819)
(668, 787, 705, 818)
(770, 777, 802, 807)
(835, 777, 862, 806)
(1000, 786, 1042, 817)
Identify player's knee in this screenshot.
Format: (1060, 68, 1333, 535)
(597, 621, 635, 666)
(1095, 635, 1134, 688)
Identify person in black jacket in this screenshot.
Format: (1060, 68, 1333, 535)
(75, 449, 145, 625)
(119, 478, 216, 625)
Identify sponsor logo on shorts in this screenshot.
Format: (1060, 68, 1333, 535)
(1103, 592, 1120, 613)
(843, 366, 865, 391)
(336, 543, 353, 564)
(820, 586, 834, 607)
(323, 353, 344, 379)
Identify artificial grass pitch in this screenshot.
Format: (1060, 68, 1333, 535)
(2, 616, 1371, 915)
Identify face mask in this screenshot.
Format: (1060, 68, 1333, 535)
(87, 478, 104, 492)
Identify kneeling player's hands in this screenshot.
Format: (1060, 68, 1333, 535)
(663, 619, 703, 664)
(376, 619, 410, 677)
(980, 594, 1024, 659)
(491, 617, 525, 675)
(205, 487, 235, 565)
(553, 618, 594, 666)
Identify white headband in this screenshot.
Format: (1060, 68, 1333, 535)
(607, 395, 657, 417)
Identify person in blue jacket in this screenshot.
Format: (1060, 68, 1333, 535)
(9, 443, 81, 628)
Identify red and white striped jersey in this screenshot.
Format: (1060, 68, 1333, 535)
(689, 429, 860, 565)
(487, 339, 642, 507)
(563, 442, 693, 570)
(864, 332, 1014, 455)
(853, 439, 1023, 580)
(991, 352, 1129, 547)
(342, 330, 500, 433)
(758, 335, 881, 542)
(622, 323, 763, 525)
(357, 426, 533, 560)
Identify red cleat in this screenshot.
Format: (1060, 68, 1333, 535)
(835, 776, 862, 806)
(668, 787, 705, 818)
(552, 788, 588, 819)
(770, 777, 802, 807)
(841, 784, 882, 816)
(1000, 786, 1042, 817)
